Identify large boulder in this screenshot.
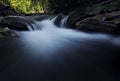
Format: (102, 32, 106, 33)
(0, 16, 29, 31)
(76, 18, 120, 34)
(67, 8, 95, 27)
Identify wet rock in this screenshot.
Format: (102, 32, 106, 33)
(0, 27, 17, 37)
(76, 18, 120, 34)
(0, 16, 29, 31)
(54, 14, 67, 27)
(116, 21, 120, 29)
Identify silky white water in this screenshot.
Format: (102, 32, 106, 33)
(15, 16, 120, 55)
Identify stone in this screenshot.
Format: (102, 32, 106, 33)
(54, 14, 65, 27)
(0, 4, 17, 16)
(0, 16, 29, 31)
(76, 18, 120, 34)
(67, 8, 95, 27)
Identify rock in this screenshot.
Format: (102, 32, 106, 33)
(116, 21, 120, 29)
(53, 14, 67, 27)
(0, 27, 17, 37)
(76, 18, 120, 34)
(103, 15, 120, 21)
(68, 8, 86, 27)
(86, 0, 120, 15)
(31, 15, 52, 21)
(0, 16, 29, 31)
(0, 4, 17, 16)
(103, 16, 115, 21)
(0, 33, 3, 38)
(67, 8, 95, 27)
(1, 10, 17, 16)
(99, 9, 106, 14)
(0, 16, 3, 22)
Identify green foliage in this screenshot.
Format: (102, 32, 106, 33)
(0, 0, 44, 14)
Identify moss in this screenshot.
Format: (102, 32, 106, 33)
(0, 0, 44, 14)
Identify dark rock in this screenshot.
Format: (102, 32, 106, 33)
(0, 33, 3, 37)
(112, 8, 120, 12)
(0, 16, 29, 31)
(67, 8, 86, 27)
(0, 27, 17, 37)
(0, 15, 56, 31)
(1, 10, 17, 16)
(99, 9, 106, 14)
(116, 21, 120, 29)
(54, 14, 63, 26)
(54, 14, 67, 27)
(76, 18, 120, 34)
(0, 4, 17, 16)
(103, 16, 115, 21)
(67, 8, 95, 27)
(104, 15, 120, 21)
(31, 15, 52, 21)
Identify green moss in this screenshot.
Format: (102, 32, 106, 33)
(0, 0, 44, 14)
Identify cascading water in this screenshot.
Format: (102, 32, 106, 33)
(1, 16, 120, 81)
(15, 16, 120, 55)
(60, 16, 69, 27)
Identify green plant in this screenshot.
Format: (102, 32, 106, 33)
(0, 0, 44, 14)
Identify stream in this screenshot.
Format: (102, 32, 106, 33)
(0, 16, 120, 81)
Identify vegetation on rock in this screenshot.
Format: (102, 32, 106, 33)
(0, 0, 44, 14)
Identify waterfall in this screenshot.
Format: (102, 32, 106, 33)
(50, 16, 58, 22)
(16, 16, 120, 46)
(24, 16, 69, 31)
(16, 16, 120, 55)
(60, 16, 69, 27)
